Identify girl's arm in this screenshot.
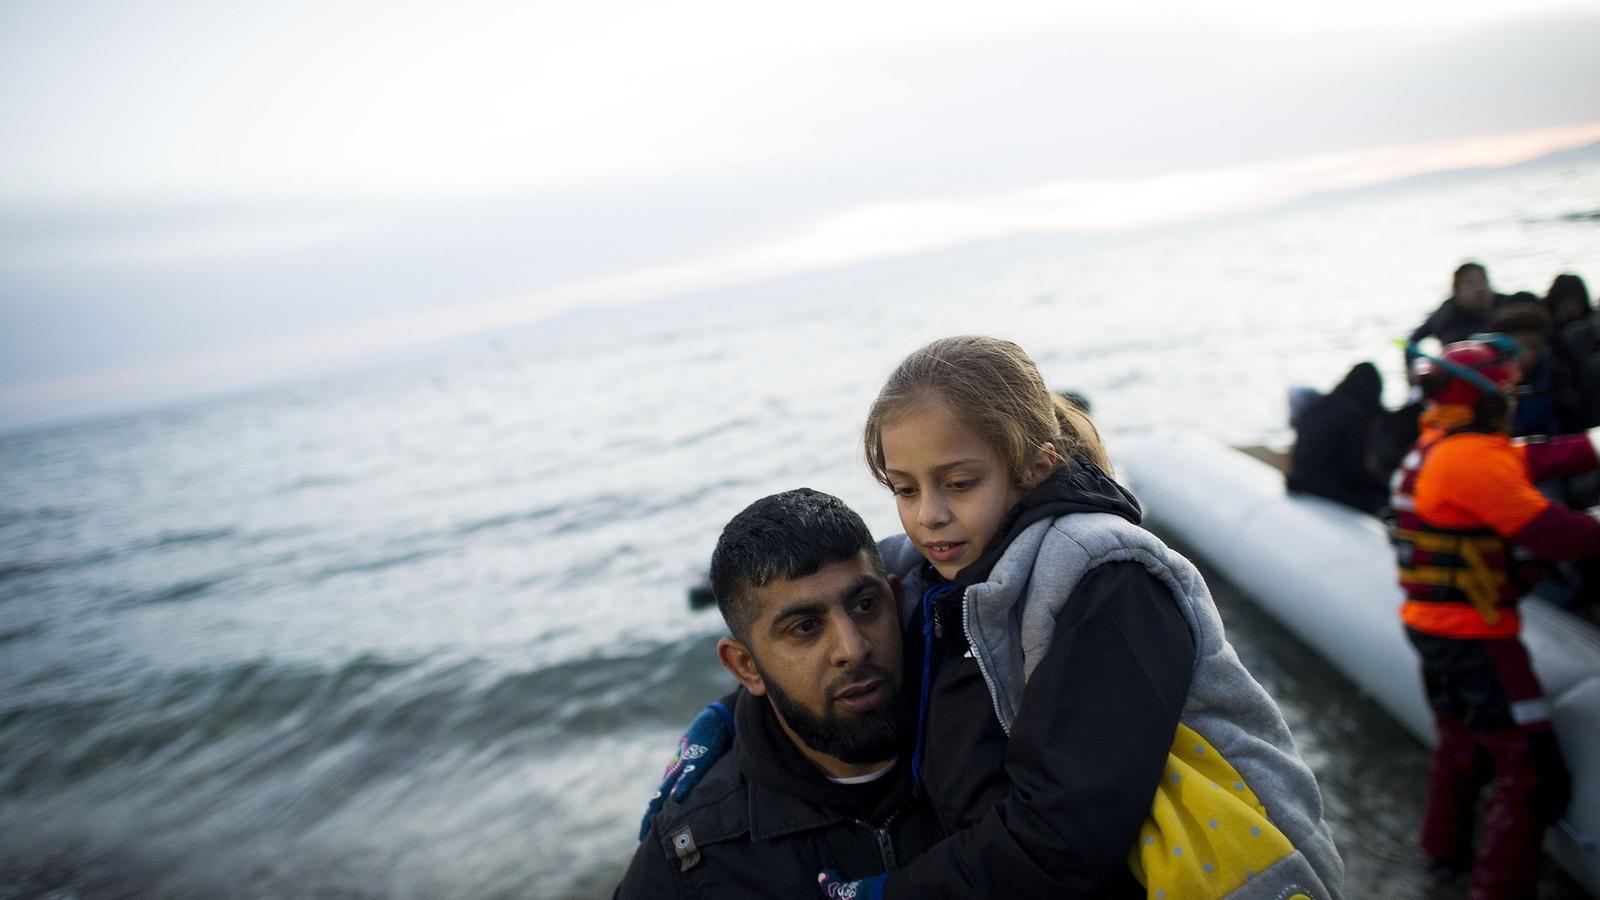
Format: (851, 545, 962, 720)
(886, 562, 1195, 899)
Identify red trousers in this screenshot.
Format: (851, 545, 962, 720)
(1409, 631, 1570, 900)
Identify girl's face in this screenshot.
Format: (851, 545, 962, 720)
(880, 396, 1051, 581)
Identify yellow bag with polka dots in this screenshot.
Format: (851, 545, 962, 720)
(1128, 723, 1318, 900)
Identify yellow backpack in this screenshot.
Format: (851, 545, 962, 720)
(1129, 723, 1319, 900)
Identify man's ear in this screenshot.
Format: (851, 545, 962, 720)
(717, 637, 766, 696)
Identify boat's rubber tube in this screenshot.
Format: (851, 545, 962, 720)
(1118, 429, 1600, 894)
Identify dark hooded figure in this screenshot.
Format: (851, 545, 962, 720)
(1547, 274, 1600, 429)
(1287, 361, 1390, 515)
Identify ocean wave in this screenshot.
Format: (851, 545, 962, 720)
(449, 503, 565, 539)
(0, 622, 45, 648)
(138, 528, 238, 551)
(0, 655, 421, 797)
(114, 577, 226, 609)
(0, 635, 729, 806)
(272, 473, 351, 495)
(0, 551, 116, 588)
(660, 415, 761, 451)
(0, 561, 54, 583)
(0, 505, 78, 528)
(306, 549, 440, 584)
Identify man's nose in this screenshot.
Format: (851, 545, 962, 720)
(830, 617, 872, 667)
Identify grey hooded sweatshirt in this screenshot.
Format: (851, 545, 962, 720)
(879, 462, 1344, 900)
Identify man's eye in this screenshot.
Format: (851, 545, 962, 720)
(853, 595, 877, 615)
(791, 619, 820, 637)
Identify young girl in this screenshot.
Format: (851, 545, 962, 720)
(809, 335, 1341, 899)
(646, 336, 1344, 899)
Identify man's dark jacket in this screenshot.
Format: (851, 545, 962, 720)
(616, 690, 942, 899)
(1409, 294, 1507, 346)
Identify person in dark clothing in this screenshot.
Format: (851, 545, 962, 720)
(1492, 302, 1586, 437)
(617, 489, 942, 900)
(1287, 362, 1391, 515)
(1546, 273, 1593, 331)
(1409, 262, 1507, 350)
(822, 336, 1341, 899)
(648, 341, 1343, 900)
(1391, 336, 1600, 898)
(1548, 274, 1600, 430)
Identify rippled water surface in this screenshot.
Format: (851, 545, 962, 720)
(3, 156, 1597, 898)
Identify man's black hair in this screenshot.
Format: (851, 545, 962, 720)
(1453, 261, 1486, 285)
(710, 488, 881, 643)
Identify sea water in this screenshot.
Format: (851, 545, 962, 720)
(2, 153, 1597, 898)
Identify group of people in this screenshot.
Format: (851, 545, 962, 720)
(1410, 264, 1598, 439)
(618, 337, 1344, 899)
(1286, 262, 1600, 898)
(1290, 263, 1600, 611)
(1289, 264, 1599, 520)
(613, 270, 1599, 900)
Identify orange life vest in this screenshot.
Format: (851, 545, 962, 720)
(1390, 425, 1550, 639)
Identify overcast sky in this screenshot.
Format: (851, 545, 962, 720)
(2, 0, 1599, 430)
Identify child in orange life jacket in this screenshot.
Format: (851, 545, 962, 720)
(816, 336, 1340, 900)
(1392, 334, 1600, 899)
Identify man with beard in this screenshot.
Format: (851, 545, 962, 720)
(616, 489, 942, 899)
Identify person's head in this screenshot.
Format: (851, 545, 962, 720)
(862, 335, 1110, 580)
(1332, 361, 1382, 409)
(1490, 301, 1552, 372)
(710, 488, 906, 775)
(1415, 334, 1522, 432)
(1545, 273, 1592, 326)
(1452, 262, 1493, 313)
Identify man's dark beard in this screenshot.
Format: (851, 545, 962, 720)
(759, 663, 910, 765)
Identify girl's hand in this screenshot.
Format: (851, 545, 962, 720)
(817, 870, 886, 899)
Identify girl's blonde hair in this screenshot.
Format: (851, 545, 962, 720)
(863, 335, 1111, 488)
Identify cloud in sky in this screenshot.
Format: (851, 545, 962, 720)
(3, 0, 1597, 200)
(2, 1, 1599, 430)
(3, 120, 1596, 430)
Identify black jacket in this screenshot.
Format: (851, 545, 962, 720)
(616, 690, 943, 899)
(887, 464, 1196, 899)
(1557, 316, 1600, 429)
(1409, 295, 1505, 346)
(1287, 362, 1389, 515)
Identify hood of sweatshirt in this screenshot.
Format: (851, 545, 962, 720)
(946, 458, 1141, 592)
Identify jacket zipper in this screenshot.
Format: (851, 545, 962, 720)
(857, 811, 899, 870)
(961, 587, 1011, 736)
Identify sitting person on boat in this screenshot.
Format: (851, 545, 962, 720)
(1490, 300, 1587, 438)
(1391, 334, 1600, 899)
(1407, 262, 1508, 352)
(1549, 274, 1600, 428)
(1286, 362, 1390, 515)
(1542, 274, 1600, 612)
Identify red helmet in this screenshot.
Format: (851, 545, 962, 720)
(1414, 335, 1522, 405)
